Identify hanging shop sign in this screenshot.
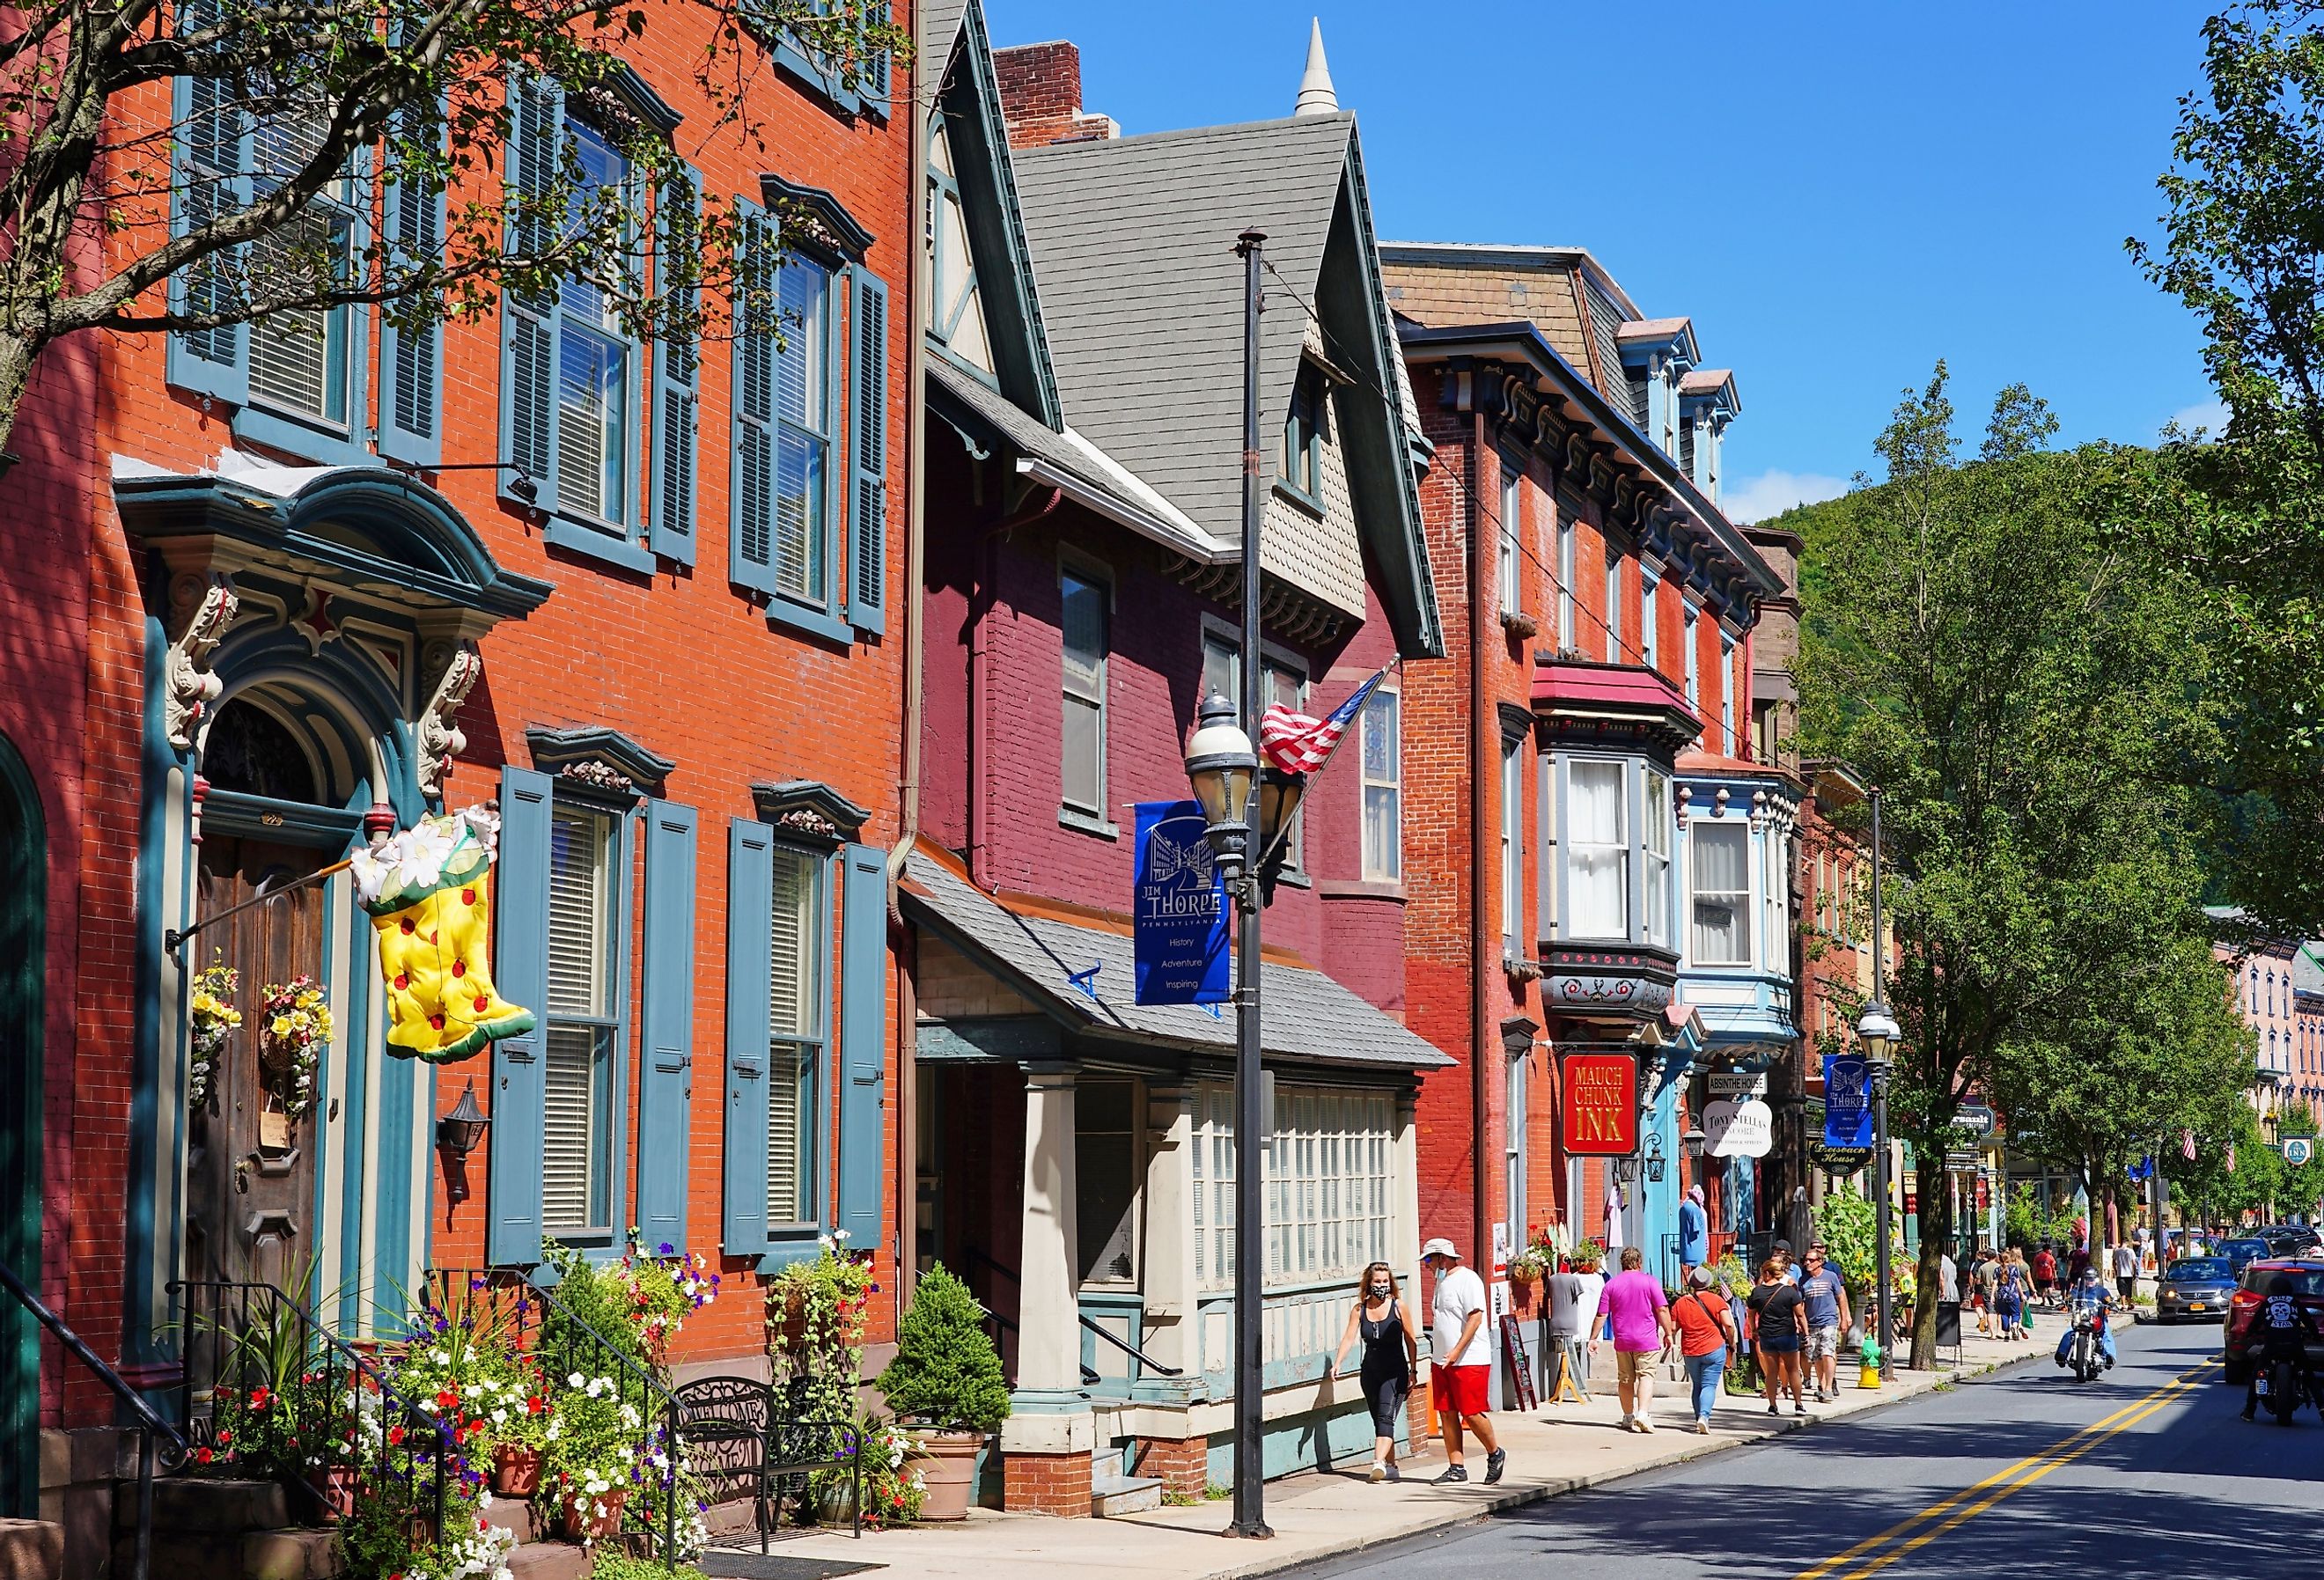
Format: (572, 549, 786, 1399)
(1560, 1052, 1640, 1156)
(1132, 800, 1232, 1006)
(2285, 1137, 2315, 1166)
(352, 807, 535, 1062)
(1812, 1143, 1873, 1174)
(1823, 1054, 1875, 1148)
(1955, 1104, 1999, 1137)
(1703, 1098, 1774, 1158)
(1709, 1071, 1768, 1099)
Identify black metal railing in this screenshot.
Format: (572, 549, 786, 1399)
(168, 1279, 452, 1568)
(960, 1246, 1103, 1386)
(1078, 1315, 1183, 1379)
(427, 1268, 681, 1569)
(0, 1259, 189, 1580)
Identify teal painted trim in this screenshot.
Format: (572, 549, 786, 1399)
(336, 890, 373, 1332)
(236, 401, 373, 468)
(1006, 1386, 1091, 1415)
(203, 788, 364, 848)
(1202, 1398, 1379, 1486)
(1076, 1291, 1145, 1392)
(0, 729, 46, 1520)
(914, 1017, 1058, 1062)
(373, 1013, 417, 1306)
(122, 611, 177, 1367)
(544, 514, 657, 577)
(754, 1231, 834, 1275)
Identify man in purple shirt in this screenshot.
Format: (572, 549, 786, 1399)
(1592, 1245, 1675, 1433)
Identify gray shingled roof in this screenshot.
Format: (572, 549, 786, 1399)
(920, 0, 969, 83)
(901, 845, 1452, 1072)
(1011, 114, 1357, 545)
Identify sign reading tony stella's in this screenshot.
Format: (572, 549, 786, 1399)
(1132, 801, 1231, 1006)
(1560, 1053, 1639, 1155)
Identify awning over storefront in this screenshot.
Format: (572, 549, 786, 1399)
(901, 842, 1452, 1072)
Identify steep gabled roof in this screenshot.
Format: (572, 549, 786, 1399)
(1011, 113, 1440, 657)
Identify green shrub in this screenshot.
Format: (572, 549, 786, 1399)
(874, 1265, 1011, 1432)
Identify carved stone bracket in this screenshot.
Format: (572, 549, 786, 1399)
(416, 641, 482, 799)
(165, 573, 240, 753)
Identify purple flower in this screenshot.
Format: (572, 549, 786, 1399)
(658, 1242, 675, 1256)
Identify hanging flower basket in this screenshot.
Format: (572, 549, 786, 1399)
(187, 956, 241, 1111)
(255, 976, 332, 1120)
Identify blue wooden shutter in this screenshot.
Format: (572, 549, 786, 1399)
(165, 55, 252, 405)
(649, 166, 702, 565)
(379, 99, 446, 466)
(862, 1, 893, 119)
(489, 767, 555, 1266)
(500, 72, 563, 515)
(835, 843, 888, 1251)
(846, 266, 889, 634)
(636, 799, 697, 1254)
(728, 203, 778, 594)
(722, 819, 774, 1256)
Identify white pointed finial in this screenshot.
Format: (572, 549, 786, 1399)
(1294, 18, 1338, 116)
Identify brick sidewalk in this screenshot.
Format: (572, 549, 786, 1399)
(719, 1310, 2068, 1580)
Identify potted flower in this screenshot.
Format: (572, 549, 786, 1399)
(872, 1265, 1010, 1521)
(474, 1374, 552, 1495)
(810, 1417, 927, 1530)
(543, 1371, 643, 1542)
(615, 1237, 721, 1367)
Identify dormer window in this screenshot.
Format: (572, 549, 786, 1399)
(1278, 369, 1325, 509)
(926, 108, 993, 373)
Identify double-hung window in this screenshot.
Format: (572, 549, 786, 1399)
(1567, 759, 1629, 938)
(1279, 371, 1325, 509)
(1690, 819, 1751, 965)
(1682, 599, 1702, 710)
(1761, 828, 1790, 971)
(1605, 550, 1623, 663)
(1721, 636, 1739, 753)
(1644, 768, 1673, 948)
(764, 846, 825, 1228)
(1499, 467, 1523, 618)
(1556, 512, 1576, 650)
(1360, 688, 1402, 881)
(772, 259, 834, 604)
(1641, 572, 1660, 672)
(246, 101, 357, 431)
(555, 123, 635, 527)
(1060, 564, 1109, 820)
(1500, 733, 1526, 949)
(1202, 633, 1307, 869)
(544, 804, 621, 1239)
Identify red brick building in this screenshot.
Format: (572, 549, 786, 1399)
(3, 9, 916, 1557)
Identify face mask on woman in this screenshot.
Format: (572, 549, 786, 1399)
(1369, 1281, 1391, 1298)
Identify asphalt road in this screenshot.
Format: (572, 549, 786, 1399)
(1290, 1319, 2320, 1580)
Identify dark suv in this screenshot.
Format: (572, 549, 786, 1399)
(2221, 1259, 2324, 1384)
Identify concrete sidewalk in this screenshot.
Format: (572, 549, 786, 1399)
(724, 1310, 2069, 1580)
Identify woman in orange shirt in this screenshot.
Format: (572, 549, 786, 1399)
(1671, 1265, 1741, 1433)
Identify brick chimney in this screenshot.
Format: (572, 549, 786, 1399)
(992, 40, 1119, 149)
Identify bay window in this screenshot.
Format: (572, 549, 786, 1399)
(1644, 769, 1673, 948)
(1567, 759, 1629, 938)
(1690, 819, 1751, 966)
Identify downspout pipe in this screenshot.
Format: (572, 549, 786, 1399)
(1471, 409, 1492, 1273)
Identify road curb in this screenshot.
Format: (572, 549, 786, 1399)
(1217, 1349, 2052, 1580)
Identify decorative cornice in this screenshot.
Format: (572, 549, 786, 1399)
(760, 173, 876, 263)
(751, 779, 871, 847)
(1155, 553, 1350, 648)
(416, 642, 482, 799)
(526, 724, 674, 801)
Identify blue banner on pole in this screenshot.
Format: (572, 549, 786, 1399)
(1823, 1055, 1874, 1148)
(1133, 801, 1231, 1006)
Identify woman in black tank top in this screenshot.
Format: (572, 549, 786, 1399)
(1334, 1260, 1421, 1481)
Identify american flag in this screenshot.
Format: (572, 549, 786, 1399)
(2181, 1128, 2196, 1162)
(1259, 667, 1388, 775)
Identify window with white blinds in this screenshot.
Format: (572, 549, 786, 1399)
(553, 120, 635, 527)
(245, 96, 357, 427)
(767, 846, 823, 1227)
(544, 804, 617, 1236)
(1190, 1083, 1394, 1291)
(774, 259, 830, 603)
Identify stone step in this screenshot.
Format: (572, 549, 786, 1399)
(1090, 1473, 1161, 1518)
(0, 1518, 63, 1580)
(239, 1529, 346, 1580)
(114, 1476, 289, 1535)
(505, 1540, 590, 1580)
(482, 1495, 544, 1547)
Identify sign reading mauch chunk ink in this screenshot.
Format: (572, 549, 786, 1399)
(1133, 801, 1231, 1006)
(1560, 1052, 1640, 1156)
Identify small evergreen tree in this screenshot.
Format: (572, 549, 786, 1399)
(875, 1266, 1011, 1433)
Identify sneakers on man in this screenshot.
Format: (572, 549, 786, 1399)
(1618, 1412, 1636, 1432)
(1692, 1419, 1711, 1435)
(1483, 1448, 1506, 1484)
(1636, 1415, 1656, 1434)
(1433, 1465, 1467, 1484)
(1367, 1461, 1386, 1483)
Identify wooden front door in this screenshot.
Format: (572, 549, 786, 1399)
(186, 834, 327, 1296)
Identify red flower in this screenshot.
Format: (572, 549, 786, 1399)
(195, 1447, 214, 1465)
(387, 1425, 405, 1447)
(526, 1395, 545, 1415)
(436, 1389, 458, 1410)
(248, 1387, 271, 1410)
(216, 1430, 232, 1446)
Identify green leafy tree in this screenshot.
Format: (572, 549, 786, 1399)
(1790, 364, 2221, 1367)
(0, 0, 904, 453)
(874, 1265, 1011, 1433)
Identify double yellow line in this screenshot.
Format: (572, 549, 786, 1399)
(1791, 1361, 2217, 1580)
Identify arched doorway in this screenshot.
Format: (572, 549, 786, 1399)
(185, 669, 420, 1321)
(0, 731, 45, 1518)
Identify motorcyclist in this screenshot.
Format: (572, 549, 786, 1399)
(2241, 1272, 2322, 1422)
(2054, 1266, 2116, 1371)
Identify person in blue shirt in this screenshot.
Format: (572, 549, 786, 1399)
(2054, 1267, 2116, 1370)
(1677, 1185, 1709, 1275)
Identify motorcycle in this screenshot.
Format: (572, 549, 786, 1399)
(2256, 1354, 2308, 1426)
(2068, 1308, 2104, 1383)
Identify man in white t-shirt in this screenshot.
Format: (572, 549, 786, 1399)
(2111, 1240, 2140, 1304)
(1546, 1254, 1606, 1400)
(1422, 1238, 1504, 1485)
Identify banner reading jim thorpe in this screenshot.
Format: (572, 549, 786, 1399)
(1132, 800, 1232, 1006)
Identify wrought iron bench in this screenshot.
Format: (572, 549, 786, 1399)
(671, 1376, 864, 1547)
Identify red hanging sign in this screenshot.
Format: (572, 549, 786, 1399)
(1560, 1052, 1639, 1157)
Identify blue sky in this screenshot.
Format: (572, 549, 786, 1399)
(982, 2, 2224, 521)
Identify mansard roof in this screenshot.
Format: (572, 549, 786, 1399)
(1011, 113, 1441, 658)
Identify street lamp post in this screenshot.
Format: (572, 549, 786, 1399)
(1855, 785, 1901, 1380)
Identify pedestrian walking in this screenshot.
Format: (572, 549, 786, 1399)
(1971, 1249, 1999, 1335)
(1671, 1265, 1739, 1434)
(1419, 1238, 1504, 1485)
(1592, 1245, 1676, 1435)
(1332, 1260, 1420, 1483)
(1992, 1251, 2027, 1341)
(1770, 1238, 1803, 1283)
(2032, 1242, 2057, 1309)
(1546, 1251, 1605, 1401)
(1798, 1243, 1852, 1402)
(1747, 1258, 1809, 1414)
(2111, 1240, 2139, 1305)
(1678, 1185, 1709, 1276)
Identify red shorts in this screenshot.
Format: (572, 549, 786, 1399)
(1431, 1363, 1490, 1417)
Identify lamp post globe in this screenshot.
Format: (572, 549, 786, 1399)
(1855, 1004, 1900, 1069)
(1184, 692, 1259, 873)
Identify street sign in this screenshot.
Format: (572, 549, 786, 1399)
(1945, 1150, 1979, 1170)
(1956, 1105, 1998, 1137)
(1709, 1072, 1768, 1098)
(1704, 1098, 1774, 1159)
(1823, 1055, 1874, 1148)
(1560, 1052, 1640, 1156)
(2286, 1137, 2315, 1166)
(1812, 1143, 1873, 1173)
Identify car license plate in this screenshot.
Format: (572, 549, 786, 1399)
(2188, 1302, 2206, 1312)
(2258, 1374, 2270, 1395)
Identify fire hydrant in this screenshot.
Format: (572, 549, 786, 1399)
(1857, 1334, 1883, 1389)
